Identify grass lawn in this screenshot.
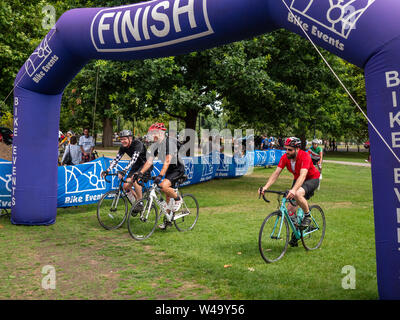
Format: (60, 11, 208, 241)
(323, 151, 370, 163)
(0, 162, 377, 300)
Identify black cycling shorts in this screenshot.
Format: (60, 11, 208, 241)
(164, 167, 185, 185)
(292, 178, 320, 200)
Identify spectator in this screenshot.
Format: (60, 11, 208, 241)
(62, 135, 82, 166)
(364, 141, 371, 162)
(261, 135, 269, 150)
(79, 128, 95, 163)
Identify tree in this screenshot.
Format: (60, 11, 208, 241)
(0, 0, 49, 111)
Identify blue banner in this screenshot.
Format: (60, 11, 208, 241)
(0, 150, 282, 209)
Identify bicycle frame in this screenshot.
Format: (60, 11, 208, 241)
(270, 196, 321, 241)
(141, 184, 190, 223)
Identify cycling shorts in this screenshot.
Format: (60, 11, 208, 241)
(292, 178, 320, 200)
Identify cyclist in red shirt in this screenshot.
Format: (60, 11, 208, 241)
(259, 137, 320, 232)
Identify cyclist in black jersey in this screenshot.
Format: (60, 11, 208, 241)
(101, 130, 150, 208)
(138, 123, 186, 229)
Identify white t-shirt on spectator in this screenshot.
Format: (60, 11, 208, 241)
(79, 135, 95, 153)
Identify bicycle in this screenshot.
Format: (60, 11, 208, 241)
(0, 209, 10, 219)
(258, 189, 326, 263)
(127, 175, 199, 241)
(96, 171, 138, 230)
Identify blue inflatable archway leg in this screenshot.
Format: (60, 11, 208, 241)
(11, 86, 62, 225)
(365, 37, 400, 300)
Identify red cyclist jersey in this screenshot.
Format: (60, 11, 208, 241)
(278, 149, 320, 180)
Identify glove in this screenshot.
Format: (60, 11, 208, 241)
(154, 175, 163, 185)
(136, 172, 144, 181)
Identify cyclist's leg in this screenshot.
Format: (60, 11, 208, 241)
(123, 177, 136, 203)
(159, 178, 175, 205)
(296, 179, 319, 227)
(293, 187, 309, 214)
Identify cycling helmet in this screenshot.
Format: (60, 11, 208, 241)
(284, 137, 301, 148)
(119, 129, 133, 137)
(312, 138, 319, 144)
(148, 123, 167, 131)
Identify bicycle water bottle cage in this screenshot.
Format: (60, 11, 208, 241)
(284, 190, 297, 207)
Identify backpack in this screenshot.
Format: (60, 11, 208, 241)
(62, 145, 73, 166)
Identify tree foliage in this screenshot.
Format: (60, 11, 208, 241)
(1, 1, 368, 147)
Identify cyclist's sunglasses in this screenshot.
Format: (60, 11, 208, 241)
(284, 147, 295, 152)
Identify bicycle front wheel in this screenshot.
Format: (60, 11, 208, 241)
(97, 190, 128, 230)
(258, 211, 289, 263)
(127, 198, 158, 241)
(174, 194, 199, 232)
(301, 205, 326, 250)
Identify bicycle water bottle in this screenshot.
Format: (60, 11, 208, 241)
(297, 207, 304, 225)
(159, 197, 168, 212)
(288, 210, 297, 226)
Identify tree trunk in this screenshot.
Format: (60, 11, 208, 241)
(184, 109, 198, 131)
(102, 117, 113, 147)
(183, 109, 199, 156)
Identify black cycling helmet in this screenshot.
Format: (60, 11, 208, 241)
(119, 129, 133, 138)
(284, 137, 301, 148)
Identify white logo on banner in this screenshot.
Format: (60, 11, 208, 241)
(64, 160, 106, 194)
(268, 151, 276, 165)
(25, 29, 55, 77)
(290, 0, 376, 39)
(183, 157, 194, 180)
(0, 161, 11, 207)
(90, 0, 214, 53)
(201, 155, 213, 181)
(257, 151, 268, 165)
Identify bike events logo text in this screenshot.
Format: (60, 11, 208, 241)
(384, 70, 400, 250)
(24, 28, 59, 83)
(287, 0, 376, 51)
(90, 0, 214, 53)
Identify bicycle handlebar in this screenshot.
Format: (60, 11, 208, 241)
(102, 171, 127, 184)
(258, 188, 297, 206)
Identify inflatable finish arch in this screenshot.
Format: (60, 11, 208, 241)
(12, 0, 400, 299)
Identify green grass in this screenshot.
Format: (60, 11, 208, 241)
(0, 162, 377, 300)
(323, 151, 370, 163)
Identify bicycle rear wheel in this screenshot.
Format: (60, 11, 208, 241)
(301, 205, 326, 250)
(127, 197, 158, 240)
(258, 211, 289, 263)
(97, 190, 128, 230)
(174, 194, 199, 232)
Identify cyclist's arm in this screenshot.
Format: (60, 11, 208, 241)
(262, 166, 283, 191)
(107, 149, 124, 173)
(139, 157, 154, 175)
(318, 150, 323, 165)
(122, 151, 141, 174)
(159, 154, 172, 176)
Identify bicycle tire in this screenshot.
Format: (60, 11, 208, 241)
(173, 194, 199, 232)
(258, 211, 289, 263)
(97, 190, 128, 230)
(301, 205, 326, 250)
(127, 197, 158, 241)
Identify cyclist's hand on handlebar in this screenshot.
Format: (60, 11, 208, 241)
(154, 175, 162, 185)
(259, 186, 267, 195)
(118, 170, 126, 180)
(287, 189, 296, 200)
(101, 170, 109, 178)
